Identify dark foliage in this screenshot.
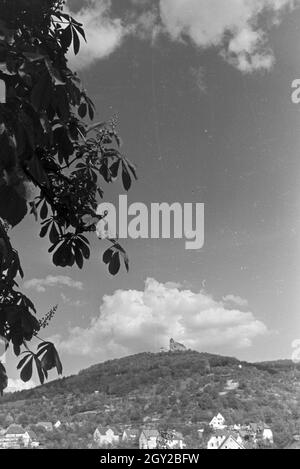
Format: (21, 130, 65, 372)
(0, 0, 136, 389)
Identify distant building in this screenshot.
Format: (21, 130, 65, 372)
(219, 434, 245, 450)
(249, 423, 273, 444)
(207, 431, 244, 450)
(26, 430, 39, 448)
(166, 431, 185, 449)
(169, 338, 186, 352)
(0, 425, 39, 449)
(261, 425, 273, 444)
(209, 413, 226, 430)
(139, 429, 160, 449)
(122, 428, 140, 442)
(94, 427, 120, 447)
(36, 422, 53, 432)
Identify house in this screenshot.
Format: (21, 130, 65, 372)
(26, 430, 40, 448)
(209, 413, 226, 430)
(93, 427, 120, 447)
(0, 425, 27, 449)
(249, 422, 273, 444)
(166, 431, 185, 449)
(261, 425, 273, 444)
(207, 431, 244, 450)
(122, 428, 140, 442)
(219, 434, 245, 450)
(207, 431, 228, 450)
(36, 422, 53, 432)
(0, 425, 39, 449)
(139, 429, 160, 449)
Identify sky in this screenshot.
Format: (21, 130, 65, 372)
(3, 0, 300, 390)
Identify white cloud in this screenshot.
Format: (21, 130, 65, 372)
(56, 278, 267, 359)
(158, 0, 299, 72)
(23, 275, 83, 293)
(133, 9, 161, 42)
(65, 0, 299, 73)
(66, 0, 127, 70)
(61, 293, 84, 307)
(223, 294, 249, 308)
(6, 378, 36, 393)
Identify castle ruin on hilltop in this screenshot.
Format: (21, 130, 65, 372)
(169, 338, 187, 352)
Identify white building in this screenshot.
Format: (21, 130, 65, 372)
(93, 427, 120, 447)
(207, 431, 244, 450)
(262, 426, 274, 444)
(139, 429, 160, 449)
(209, 413, 226, 430)
(166, 432, 185, 449)
(0, 425, 39, 449)
(219, 434, 245, 450)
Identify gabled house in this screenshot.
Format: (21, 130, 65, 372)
(207, 431, 244, 450)
(0, 424, 27, 448)
(0, 425, 39, 449)
(261, 425, 273, 444)
(93, 426, 120, 447)
(207, 431, 228, 450)
(209, 413, 226, 430)
(139, 429, 160, 449)
(219, 434, 245, 450)
(26, 430, 40, 448)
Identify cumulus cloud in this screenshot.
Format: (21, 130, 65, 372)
(23, 275, 83, 293)
(66, 0, 127, 70)
(65, 0, 300, 73)
(159, 0, 298, 73)
(61, 293, 84, 307)
(223, 294, 249, 308)
(6, 378, 36, 393)
(56, 278, 267, 359)
(132, 9, 161, 42)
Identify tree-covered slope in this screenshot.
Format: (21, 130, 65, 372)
(0, 351, 299, 448)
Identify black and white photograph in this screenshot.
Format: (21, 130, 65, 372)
(0, 0, 299, 454)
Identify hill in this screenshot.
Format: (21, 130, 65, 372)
(0, 351, 299, 448)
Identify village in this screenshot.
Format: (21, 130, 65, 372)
(0, 412, 292, 450)
(0, 339, 298, 450)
